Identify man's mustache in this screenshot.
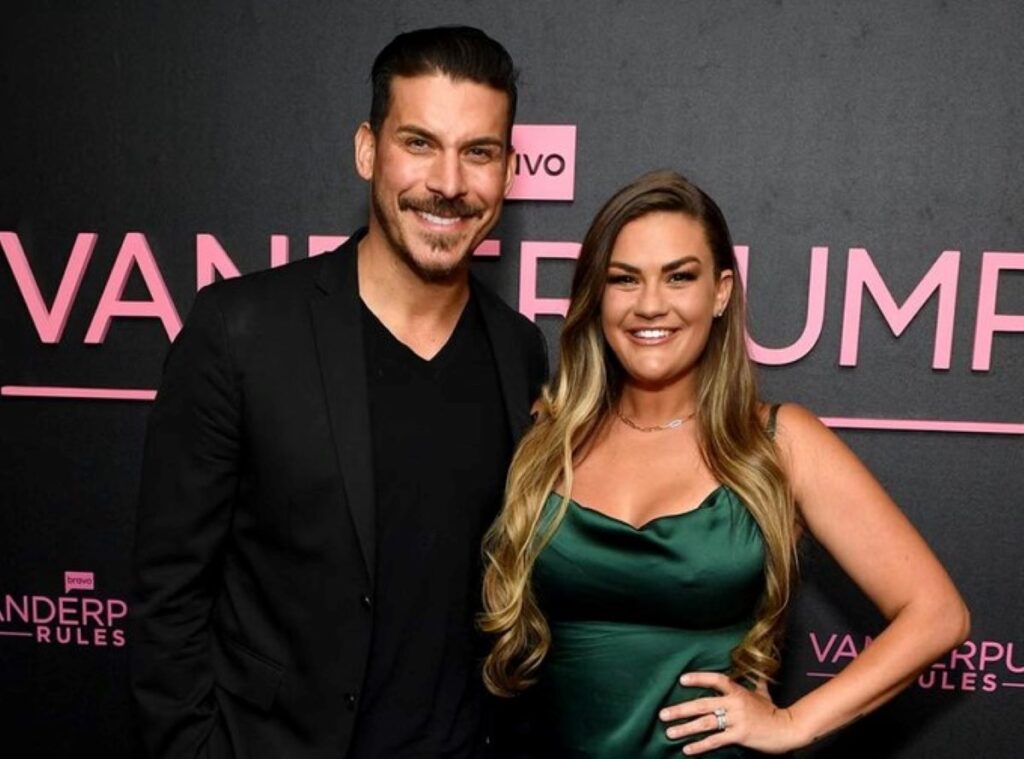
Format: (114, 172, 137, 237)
(399, 195, 486, 219)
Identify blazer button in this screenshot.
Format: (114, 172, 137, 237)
(345, 692, 358, 710)
(360, 594, 372, 610)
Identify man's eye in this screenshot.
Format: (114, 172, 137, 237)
(467, 147, 497, 161)
(407, 138, 430, 150)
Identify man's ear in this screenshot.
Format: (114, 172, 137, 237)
(503, 146, 516, 197)
(354, 122, 376, 181)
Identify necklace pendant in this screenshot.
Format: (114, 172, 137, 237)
(664, 419, 683, 429)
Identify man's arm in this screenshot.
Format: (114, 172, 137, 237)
(131, 286, 241, 757)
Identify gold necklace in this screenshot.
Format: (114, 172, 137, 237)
(615, 407, 696, 432)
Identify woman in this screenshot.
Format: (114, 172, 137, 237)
(480, 170, 969, 756)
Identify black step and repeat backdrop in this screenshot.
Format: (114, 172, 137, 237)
(2, 2, 1021, 756)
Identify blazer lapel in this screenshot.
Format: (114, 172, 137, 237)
(475, 280, 532, 445)
(309, 231, 375, 583)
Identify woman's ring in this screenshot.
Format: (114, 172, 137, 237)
(713, 707, 728, 732)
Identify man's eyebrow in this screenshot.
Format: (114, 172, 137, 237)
(463, 136, 505, 148)
(395, 125, 505, 149)
(607, 256, 701, 273)
(395, 125, 437, 141)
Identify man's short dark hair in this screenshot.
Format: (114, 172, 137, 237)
(369, 25, 518, 145)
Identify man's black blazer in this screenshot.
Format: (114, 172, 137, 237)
(131, 230, 548, 758)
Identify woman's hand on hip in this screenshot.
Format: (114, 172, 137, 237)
(659, 672, 804, 755)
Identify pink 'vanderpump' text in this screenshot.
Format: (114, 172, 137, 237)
(808, 631, 1024, 693)
(2, 232, 1021, 371)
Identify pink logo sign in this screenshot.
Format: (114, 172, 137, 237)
(1, 570, 127, 647)
(805, 630, 1024, 694)
(64, 571, 94, 593)
(508, 125, 576, 201)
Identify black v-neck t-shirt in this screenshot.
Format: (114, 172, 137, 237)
(349, 292, 512, 758)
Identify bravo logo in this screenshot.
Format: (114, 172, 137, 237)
(507, 124, 576, 201)
(0, 570, 127, 648)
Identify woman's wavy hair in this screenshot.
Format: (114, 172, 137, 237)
(480, 169, 797, 696)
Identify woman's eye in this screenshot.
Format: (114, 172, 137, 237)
(607, 274, 636, 285)
(669, 271, 697, 283)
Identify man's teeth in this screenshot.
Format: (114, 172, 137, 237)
(633, 329, 672, 339)
(418, 211, 460, 226)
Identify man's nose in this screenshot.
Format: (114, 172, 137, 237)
(425, 151, 468, 199)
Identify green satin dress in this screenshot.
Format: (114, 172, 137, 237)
(531, 486, 766, 757)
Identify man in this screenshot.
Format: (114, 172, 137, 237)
(131, 26, 547, 758)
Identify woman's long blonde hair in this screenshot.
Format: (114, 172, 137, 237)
(480, 170, 798, 696)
